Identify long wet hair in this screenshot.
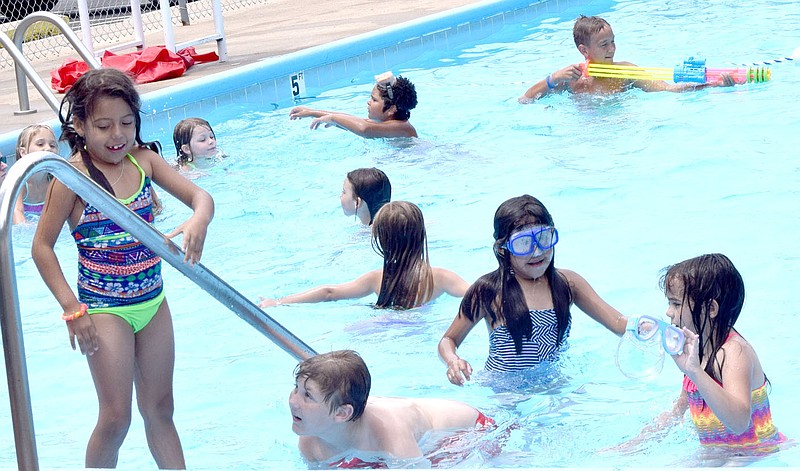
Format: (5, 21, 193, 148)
(347, 167, 391, 224)
(59, 68, 161, 196)
(173, 117, 215, 165)
(371, 201, 434, 309)
(294, 350, 371, 422)
(659, 253, 745, 383)
(460, 195, 572, 354)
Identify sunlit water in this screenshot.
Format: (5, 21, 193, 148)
(2, 0, 799, 468)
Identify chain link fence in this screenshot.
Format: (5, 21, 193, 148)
(0, 0, 268, 69)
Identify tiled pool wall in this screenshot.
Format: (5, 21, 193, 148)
(0, 0, 605, 155)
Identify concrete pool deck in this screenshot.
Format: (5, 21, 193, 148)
(0, 0, 482, 138)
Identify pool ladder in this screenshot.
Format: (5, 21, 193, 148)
(0, 11, 101, 115)
(0, 152, 317, 471)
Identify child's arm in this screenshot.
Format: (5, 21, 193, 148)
(438, 308, 484, 385)
(289, 106, 332, 120)
(141, 148, 214, 265)
(561, 268, 627, 335)
(632, 73, 735, 92)
(433, 268, 470, 298)
(12, 192, 27, 224)
(258, 269, 382, 307)
(31, 180, 99, 355)
(671, 329, 756, 433)
(519, 63, 584, 103)
(610, 390, 688, 452)
(309, 113, 416, 138)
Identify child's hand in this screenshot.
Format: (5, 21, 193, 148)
(66, 315, 99, 355)
(713, 73, 736, 87)
(289, 106, 313, 120)
(553, 63, 584, 85)
(309, 115, 335, 130)
(670, 328, 701, 375)
(165, 215, 209, 265)
(258, 296, 280, 308)
(446, 357, 472, 386)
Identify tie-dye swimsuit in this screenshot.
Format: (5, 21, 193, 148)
(683, 335, 785, 450)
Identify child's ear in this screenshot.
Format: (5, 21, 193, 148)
(73, 118, 85, 138)
(180, 143, 192, 157)
(707, 299, 719, 319)
(386, 105, 397, 118)
(333, 404, 354, 423)
(577, 44, 589, 60)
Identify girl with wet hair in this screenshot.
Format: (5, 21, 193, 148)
(340, 167, 391, 225)
(259, 201, 467, 309)
(439, 194, 628, 385)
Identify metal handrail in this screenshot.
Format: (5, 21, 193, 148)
(0, 151, 317, 471)
(6, 12, 101, 114)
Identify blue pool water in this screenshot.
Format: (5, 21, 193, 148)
(2, 0, 800, 468)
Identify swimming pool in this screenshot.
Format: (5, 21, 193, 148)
(2, 0, 800, 468)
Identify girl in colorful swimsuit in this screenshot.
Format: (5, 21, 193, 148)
(439, 194, 629, 385)
(32, 68, 214, 469)
(621, 254, 785, 451)
(259, 201, 468, 309)
(340, 167, 391, 226)
(12, 124, 59, 223)
(289, 71, 418, 138)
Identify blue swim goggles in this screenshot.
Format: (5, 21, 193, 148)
(505, 226, 559, 256)
(626, 315, 685, 355)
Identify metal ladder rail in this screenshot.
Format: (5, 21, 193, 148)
(0, 152, 317, 471)
(3, 12, 101, 115)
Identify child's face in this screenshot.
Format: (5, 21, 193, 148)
(507, 226, 554, 281)
(580, 25, 616, 63)
(21, 129, 59, 157)
(340, 177, 358, 216)
(288, 377, 335, 436)
(665, 279, 694, 332)
(367, 85, 393, 121)
(184, 125, 217, 159)
(74, 96, 136, 165)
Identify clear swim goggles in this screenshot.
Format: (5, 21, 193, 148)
(626, 315, 685, 355)
(505, 226, 559, 256)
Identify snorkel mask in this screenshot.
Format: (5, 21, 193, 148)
(505, 226, 559, 256)
(615, 316, 685, 380)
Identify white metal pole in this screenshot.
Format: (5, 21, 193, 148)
(160, 0, 175, 52)
(211, 0, 227, 61)
(76, 0, 94, 55)
(129, 0, 145, 49)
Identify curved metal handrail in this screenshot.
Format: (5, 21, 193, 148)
(6, 12, 101, 114)
(0, 151, 317, 470)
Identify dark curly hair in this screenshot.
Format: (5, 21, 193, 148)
(378, 76, 418, 121)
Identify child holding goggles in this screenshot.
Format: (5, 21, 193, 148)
(289, 71, 418, 138)
(438, 194, 629, 385)
(259, 201, 467, 309)
(617, 254, 785, 451)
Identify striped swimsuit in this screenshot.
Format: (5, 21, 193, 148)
(485, 308, 570, 372)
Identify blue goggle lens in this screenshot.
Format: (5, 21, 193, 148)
(506, 226, 559, 256)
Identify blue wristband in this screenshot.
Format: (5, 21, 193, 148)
(545, 74, 556, 89)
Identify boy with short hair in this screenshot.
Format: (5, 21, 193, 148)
(519, 15, 734, 103)
(289, 350, 493, 466)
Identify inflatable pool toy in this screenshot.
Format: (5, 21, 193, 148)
(587, 57, 771, 84)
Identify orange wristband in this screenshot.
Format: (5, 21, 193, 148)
(62, 304, 88, 322)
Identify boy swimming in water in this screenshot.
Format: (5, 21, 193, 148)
(289, 350, 493, 467)
(519, 15, 734, 103)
